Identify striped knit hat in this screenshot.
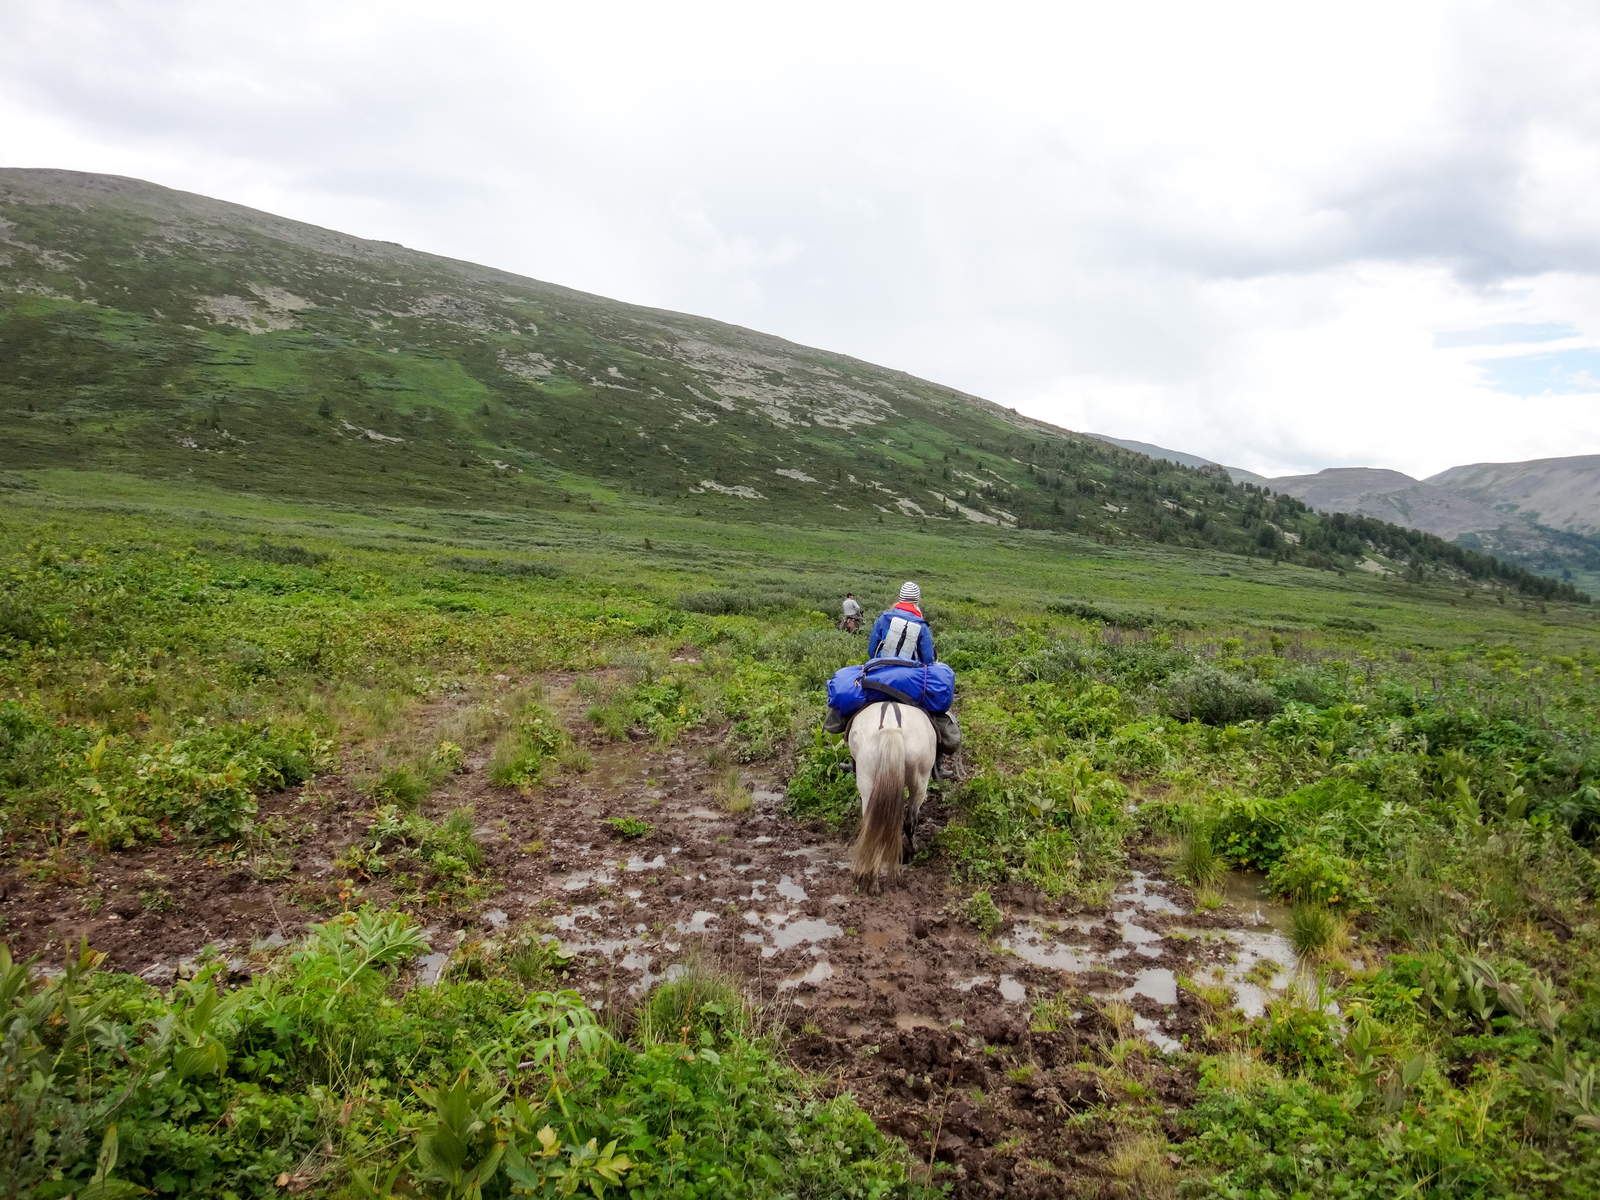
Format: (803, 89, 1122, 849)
(899, 581, 921, 602)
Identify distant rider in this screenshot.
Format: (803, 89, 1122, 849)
(840, 592, 863, 633)
(825, 581, 962, 780)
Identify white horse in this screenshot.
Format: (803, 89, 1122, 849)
(847, 701, 937, 890)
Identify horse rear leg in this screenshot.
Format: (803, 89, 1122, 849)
(900, 773, 930, 865)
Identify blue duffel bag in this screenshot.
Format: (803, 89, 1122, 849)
(826, 657, 956, 718)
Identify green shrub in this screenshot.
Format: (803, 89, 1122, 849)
(634, 959, 749, 1046)
(1259, 992, 1340, 1076)
(251, 541, 329, 567)
(1268, 842, 1367, 909)
(437, 554, 563, 578)
(1048, 598, 1158, 629)
(374, 762, 434, 809)
(1162, 664, 1282, 725)
(366, 804, 484, 884)
(784, 729, 859, 828)
(1289, 903, 1345, 961)
(0, 594, 51, 647)
(677, 588, 825, 615)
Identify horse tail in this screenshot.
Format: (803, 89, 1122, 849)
(852, 720, 905, 887)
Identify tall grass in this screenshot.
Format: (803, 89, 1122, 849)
(1176, 823, 1227, 890)
(1290, 903, 1345, 962)
(633, 957, 751, 1046)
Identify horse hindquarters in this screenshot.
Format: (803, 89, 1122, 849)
(851, 723, 905, 889)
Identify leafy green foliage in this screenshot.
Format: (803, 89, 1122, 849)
(952, 891, 1005, 936)
(4, 428, 1600, 1194)
(783, 730, 858, 829)
(0, 912, 929, 1200)
(605, 815, 652, 840)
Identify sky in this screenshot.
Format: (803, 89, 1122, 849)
(3, 0, 1600, 478)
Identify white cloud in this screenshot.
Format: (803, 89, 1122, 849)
(2, 0, 1599, 476)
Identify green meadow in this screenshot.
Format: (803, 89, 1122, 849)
(4, 474, 1600, 1198)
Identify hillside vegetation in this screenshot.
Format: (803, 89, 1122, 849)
(0, 168, 1583, 602)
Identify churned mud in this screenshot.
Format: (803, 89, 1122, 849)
(0, 673, 1304, 1196)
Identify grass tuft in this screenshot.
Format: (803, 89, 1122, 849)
(634, 956, 750, 1046)
(718, 767, 753, 814)
(1290, 903, 1345, 961)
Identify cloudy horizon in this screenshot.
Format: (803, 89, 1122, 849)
(4, 0, 1599, 478)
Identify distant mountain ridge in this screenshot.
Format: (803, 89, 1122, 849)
(1428, 456, 1600, 537)
(1092, 434, 1600, 590)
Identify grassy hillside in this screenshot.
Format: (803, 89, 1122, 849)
(0, 168, 1583, 601)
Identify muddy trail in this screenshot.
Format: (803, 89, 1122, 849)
(0, 674, 1303, 1197)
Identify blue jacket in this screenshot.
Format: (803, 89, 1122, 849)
(868, 604, 935, 664)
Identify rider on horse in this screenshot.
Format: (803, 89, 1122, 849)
(824, 581, 962, 779)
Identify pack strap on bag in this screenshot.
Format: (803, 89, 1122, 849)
(860, 658, 928, 707)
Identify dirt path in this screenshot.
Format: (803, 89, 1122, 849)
(1, 674, 1302, 1197)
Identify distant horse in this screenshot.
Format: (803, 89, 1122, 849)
(847, 701, 937, 891)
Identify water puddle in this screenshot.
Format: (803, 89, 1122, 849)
(778, 960, 836, 991)
(557, 867, 616, 891)
(894, 1013, 943, 1032)
(673, 910, 719, 934)
(1134, 1015, 1182, 1053)
(625, 854, 666, 872)
(742, 910, 844, 958)
(1221, 870, 1294, 932)
(1001, 923, 1099, 971)
(998, 870, 1303, 1050)
(552, 905, 604, 932)
(1108, 967, 1177, 1006)
(1113, 872, 1185, 915)
(1172, 924, 1295, 1018)
(415, 952, 450, 987)
(776, 875, 808, 902)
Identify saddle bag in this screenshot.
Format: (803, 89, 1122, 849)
(826, 657, 955, 718)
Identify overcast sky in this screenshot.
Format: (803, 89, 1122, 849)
(4, 1, 1600, 477)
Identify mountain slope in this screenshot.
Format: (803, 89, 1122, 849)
(0, 168, 1583, 600)
(1265, 468, 1506, 538)
(1428, 456, 1600, 537)
(1262, 467, 1600, 589)
(1084, 433, 1268, 483)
